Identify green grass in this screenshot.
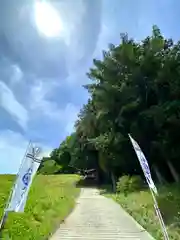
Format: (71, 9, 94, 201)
(103, 184, 180, 240)
(0, 174, 80, 239)
(38, 160, 62, 174)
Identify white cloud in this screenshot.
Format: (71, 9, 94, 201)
(93, 21, 120, 60)
(63, 103, 79, 134)
(0, 130, 52, 174)
(29, 79, 79, 134)
(39, 148, 51, 158)
(93, 24, 110, 59)
(53, 0, 98, 73)
(0, 81, 28, 129)
(10, 64, 23, 84)
(33, 141, 52, 159)
(56, 0, 86, 48)
(29, 79, 61, 119)
(0, 130, 28, 173)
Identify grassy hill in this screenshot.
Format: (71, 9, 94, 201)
(0, 174, 80, 239)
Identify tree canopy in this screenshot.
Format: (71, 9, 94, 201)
(43, 26, 180, 186)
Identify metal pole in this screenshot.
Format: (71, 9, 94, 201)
(150, 189, 169, 240)
(0, 211, 8, 238)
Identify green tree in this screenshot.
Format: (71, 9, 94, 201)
(48, 25, 180, 186)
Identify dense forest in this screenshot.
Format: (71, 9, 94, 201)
(40, 26, 180, 188)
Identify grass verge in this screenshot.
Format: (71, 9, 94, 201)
(0, 174, 80, 239)
(103, 184, 180, 240)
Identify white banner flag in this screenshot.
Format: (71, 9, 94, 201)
(6, 145, 42, 212)
(128, 134, 158, 195)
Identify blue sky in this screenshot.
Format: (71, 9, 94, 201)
(0, 0, 180, 173)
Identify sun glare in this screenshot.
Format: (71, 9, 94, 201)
(34, 1, 63, 38)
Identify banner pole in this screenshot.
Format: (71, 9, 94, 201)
(0, 211, 8, 238)
(128, 134, 169, 240)
(150, 188, 169, 240)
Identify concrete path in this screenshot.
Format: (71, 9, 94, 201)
(50, 188, 155, 240)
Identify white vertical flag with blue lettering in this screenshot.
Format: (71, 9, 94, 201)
(128, 134, 158, 195)
(6, 145, 41, 212)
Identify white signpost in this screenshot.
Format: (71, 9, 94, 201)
(128, 134, 169, 240)
(0, 142, 42, 235)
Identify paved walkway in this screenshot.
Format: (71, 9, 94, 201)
(50, 188, 155, 240)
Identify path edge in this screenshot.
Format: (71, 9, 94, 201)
(106, 196, 156, 240)
(47, 188, 82, 240)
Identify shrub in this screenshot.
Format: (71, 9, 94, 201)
(129, 175, 144, 192)
(116, 175, 130, 195)
(157, 186, 180, 224)
(116, 175, 143, 195)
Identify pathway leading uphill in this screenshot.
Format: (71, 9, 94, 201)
(50, 188, 155, 240)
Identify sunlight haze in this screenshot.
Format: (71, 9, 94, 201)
(34, 1, 63, 38)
